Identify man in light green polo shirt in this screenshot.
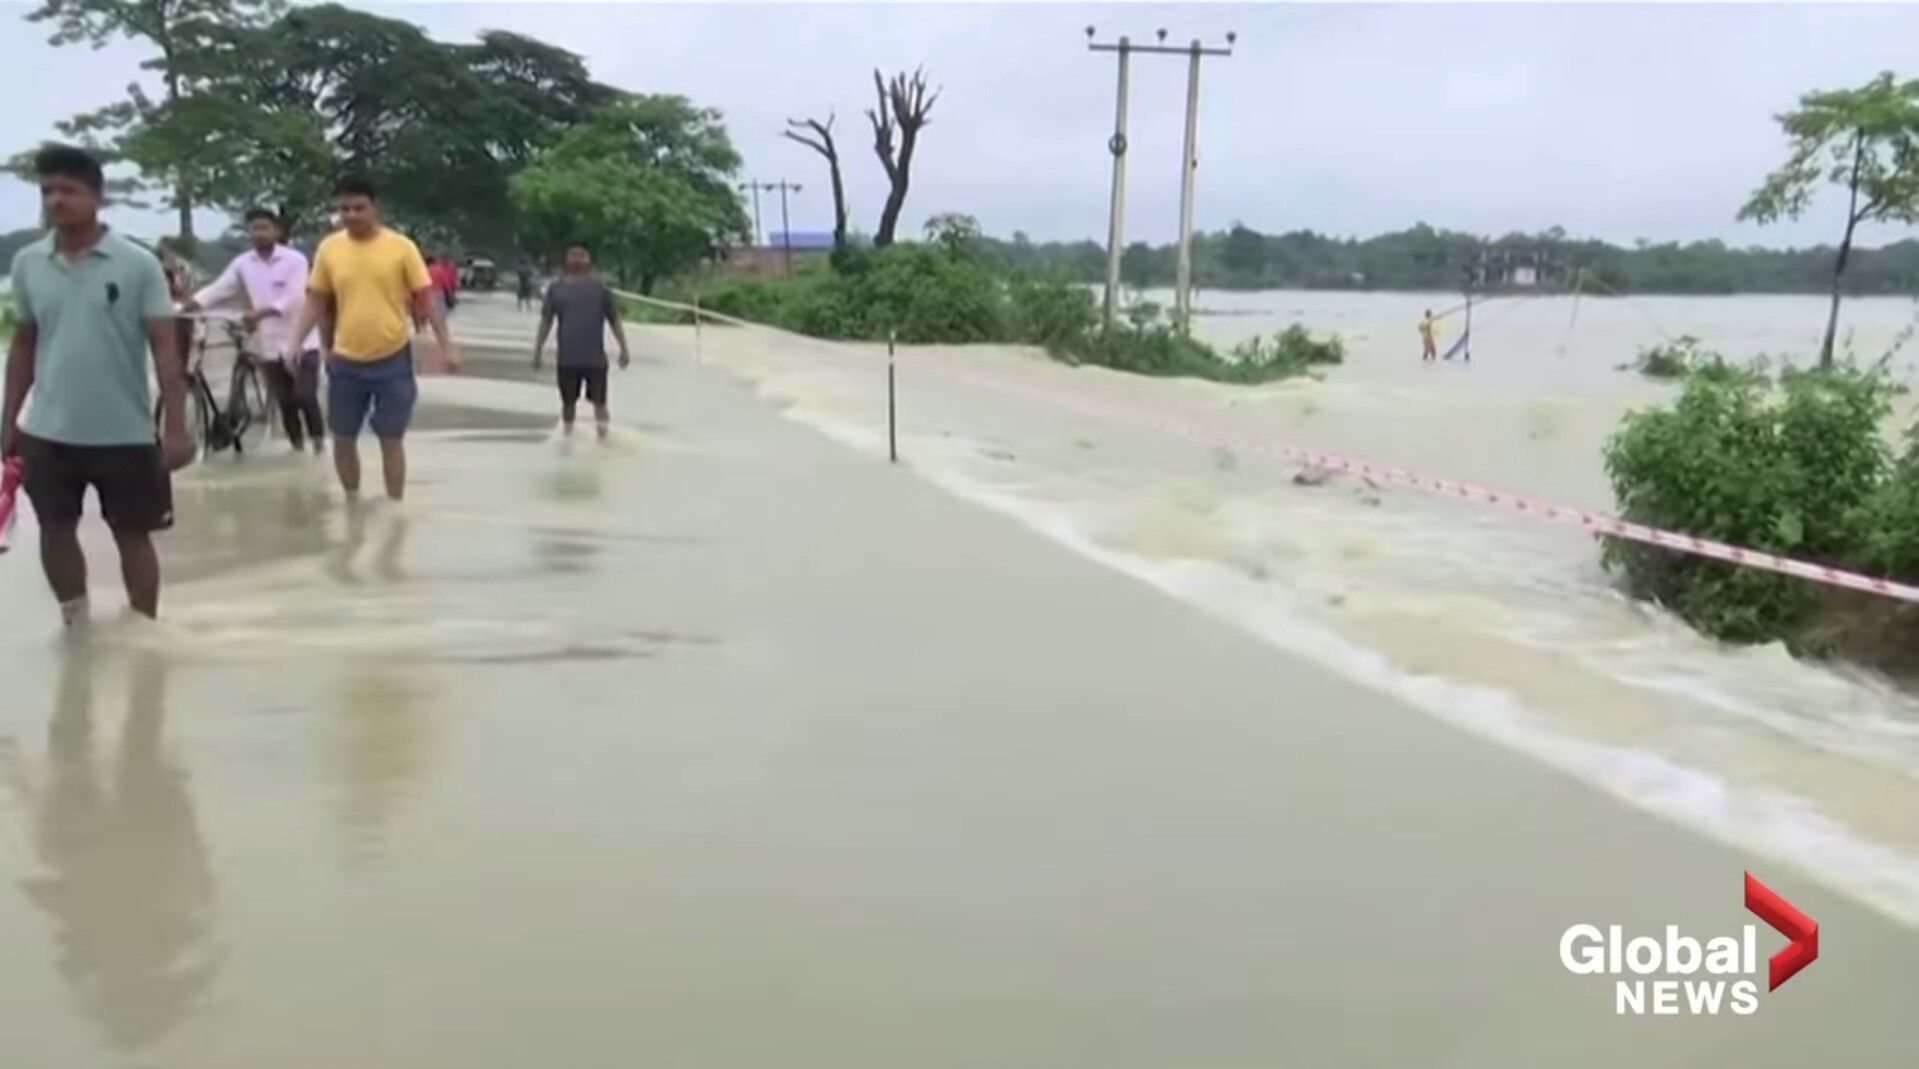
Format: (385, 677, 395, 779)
(2, 144, 192, 624)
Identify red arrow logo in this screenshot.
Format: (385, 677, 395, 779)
(1745, 871, 1818, 991)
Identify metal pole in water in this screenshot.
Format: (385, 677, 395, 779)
(887, 329, 898, 464)
(1463, 293, 1473, 363)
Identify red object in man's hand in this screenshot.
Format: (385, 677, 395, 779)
(0, 456, 25, 555)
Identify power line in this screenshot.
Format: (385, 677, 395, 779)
(1086, 25, 1236, 331)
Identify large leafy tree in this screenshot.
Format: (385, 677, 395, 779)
(25, 0, 284, 242)
(514, 97, 750, 293)
(24, 4, 616, 246)
(1740, 72, 1919, 368)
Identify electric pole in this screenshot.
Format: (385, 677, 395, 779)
(1086, 26, 1235, 332)
(742, 179, 803, 273)
(1089, 30, 1132, 329)
(738, 181, 765, 247)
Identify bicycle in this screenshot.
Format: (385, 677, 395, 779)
(158, 314, 271, 458)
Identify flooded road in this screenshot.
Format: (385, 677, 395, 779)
(2, 294, 1915, 1067)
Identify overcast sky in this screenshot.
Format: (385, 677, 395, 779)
(4, 1, 1919, 249)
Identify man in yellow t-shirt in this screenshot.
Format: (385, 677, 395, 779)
(287, 175, 459, 502)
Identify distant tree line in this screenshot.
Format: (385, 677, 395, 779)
(982, 223, 1919, 297)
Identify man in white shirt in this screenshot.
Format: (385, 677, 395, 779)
(181, 208, 326, 453)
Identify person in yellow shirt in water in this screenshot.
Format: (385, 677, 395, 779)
(1419, 309, 1439, 362)
(286, 176, 460, 502)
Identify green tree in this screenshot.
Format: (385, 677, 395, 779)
(1120, 240, 1157, 290)
(514, 97, 748, 292)
(25, 0, 283, 242)
(118, 5, 614, 243)
(1739, 71, 1919, 368)
(922, 212, 982, 257)
(1220, 223, 1266, 281)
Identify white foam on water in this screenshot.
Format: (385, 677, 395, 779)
(714, 330, 1919, 929)
(928, 456, 1919, 929)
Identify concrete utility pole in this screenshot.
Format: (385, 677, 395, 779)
(1089, 30, 1132, 328)
(738, 181, 765, 247)
(741, 179, 804, 273)
(1086, 27, 1235, 332)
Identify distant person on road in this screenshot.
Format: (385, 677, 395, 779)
(533, 242, 630, 441)
(285, 175, 460, 503)
(429, 255, 459, 317)
(516, 263, 537, 313)
(1419, 309, 1438, 362)
(2, 145, 193, 623)
(181, 208, 327, 454)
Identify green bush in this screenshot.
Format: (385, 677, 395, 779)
(1006, 274, 1098, 351)
(694, 241, 1336, 386)
(1053, 306, 1341, 385)
(1633, 335, 1718, 379)
(702, 245, 1006, 344)
(1230, 324, 1346, 375)
(1602, 362, 1903, 643)
(842, 244, 1006, 343)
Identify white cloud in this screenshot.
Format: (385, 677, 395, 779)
(4, 1, 1917, 249)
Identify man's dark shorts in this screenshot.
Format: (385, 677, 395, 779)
(557, 367, 608, 408)
(18, 434, 173, 534)
(327, 346, 417, 440)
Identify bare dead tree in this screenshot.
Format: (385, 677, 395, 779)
(784, 113, 848, 253)
(866, 67, 939, 248)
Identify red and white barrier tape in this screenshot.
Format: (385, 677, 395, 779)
(944, 369, 1919, 604)
(614, 290, 1919, 605)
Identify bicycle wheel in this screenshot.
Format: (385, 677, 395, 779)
(157, 375, 215, 458)
(243, 359, 272, 425)
(227, 361, 270, 456)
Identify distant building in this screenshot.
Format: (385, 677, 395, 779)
(1469, 247, 1559, 289)
(719, 230, 836, 277)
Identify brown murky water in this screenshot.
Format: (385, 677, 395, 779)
(2, 294, 1916, 1067)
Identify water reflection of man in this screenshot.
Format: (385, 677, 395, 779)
(8, 645, 218, 1054)
(335, 664, 430, 867)
(325, 503, 409, 585)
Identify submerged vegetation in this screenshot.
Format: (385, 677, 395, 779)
(1630, 335, 1739, 380)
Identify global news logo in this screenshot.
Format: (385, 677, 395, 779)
(1559, 872, 1818, 1016)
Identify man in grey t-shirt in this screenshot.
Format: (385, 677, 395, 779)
(3, 145, 193, 624)
(532, 243, 630, 441)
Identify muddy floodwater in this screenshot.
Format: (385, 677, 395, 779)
(1, 293, 1915, 1067)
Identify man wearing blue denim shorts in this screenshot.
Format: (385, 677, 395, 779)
(286, 176, 459, 502)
